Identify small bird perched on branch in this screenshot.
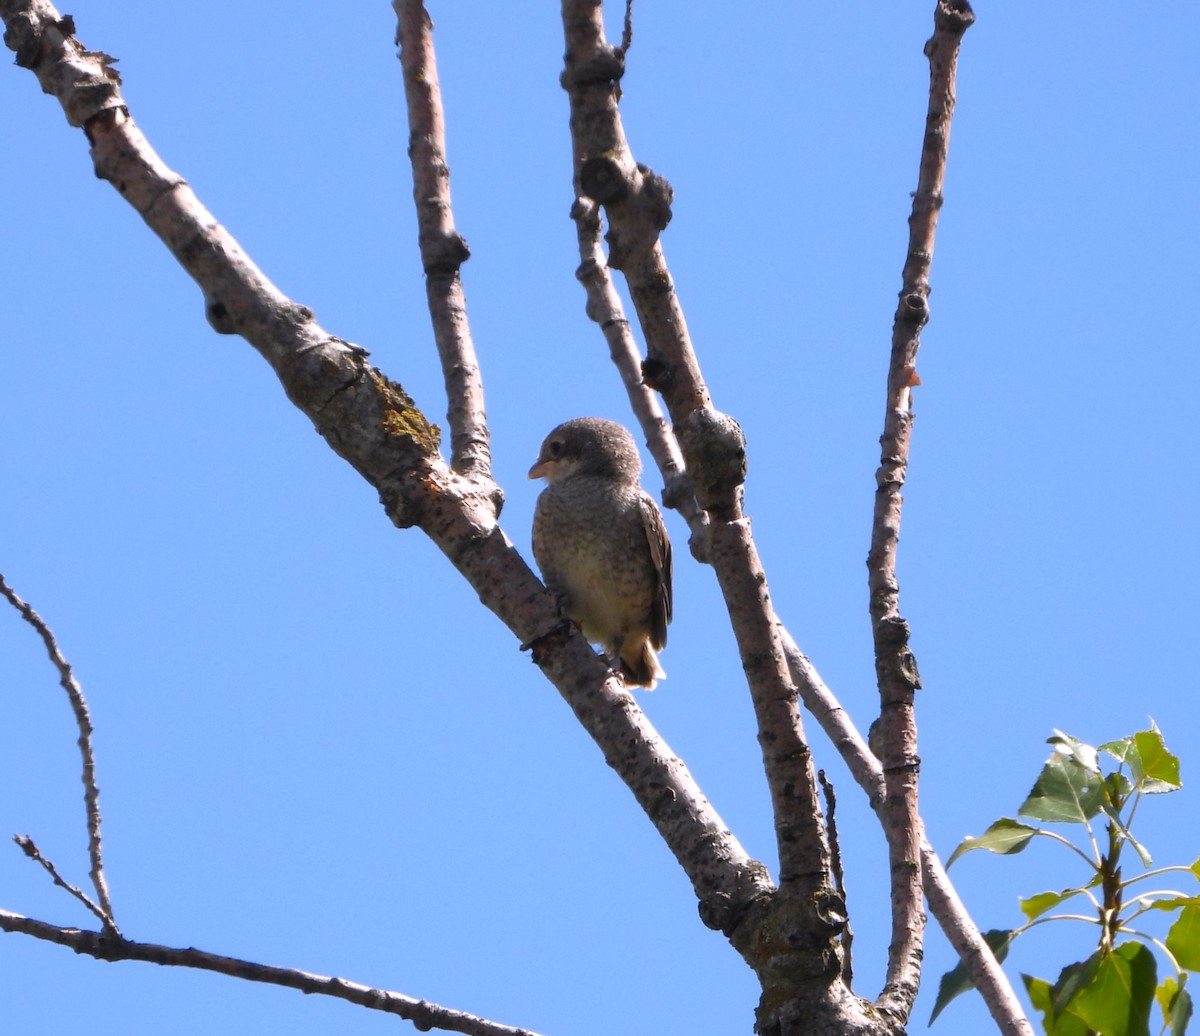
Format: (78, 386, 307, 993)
(529, 417, 673, 689)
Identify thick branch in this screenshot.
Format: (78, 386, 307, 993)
(707, 522, 831, 893)
(0, 573, 117, 934)
(394, 0, 495, 486)
(560, 0, 826, 887)
(0, 909, 542, 1036)
(867, 1, 974, 1021)
(0, 0, 769, 935)
(559, 2, 711, 450)
(559, 7, 851, 1016)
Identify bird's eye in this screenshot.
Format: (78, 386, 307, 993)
(548, 439, 563, 457)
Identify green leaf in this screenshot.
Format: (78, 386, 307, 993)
(1072, 942, 1156, 1036)
(1157, 976, 1194, 1035)
(1020, 748, 1106, 824)
(1101, 737, 1133, 763)
(1170, 984, 1193, 1035)
(1025, 973, 1092, 1035)
(947, 818, 1040, 866)
(1143, 895, 1200, 913)
(1168, 905, 1200, 972)
(1157, 976, 1179, 1017)
(1052, 731, 1101, 772)
(929, 929, 1015, 1024)
(1191, 857, 1200, 882)
(1129, 729, 1182, 794)
(1021, 886, 1091, 921)
(1102, 771, 1135, 810)
(1053, 951, 1106, 1020)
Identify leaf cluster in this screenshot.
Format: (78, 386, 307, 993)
(933, 727, 1199, 1035)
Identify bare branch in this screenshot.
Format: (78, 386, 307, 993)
(0, 909, 543, 1036)
(569, 196, 706, 544)
(922, 849, 1034, 1036)
(783, 636, 1033, 1034)
(393, 0, 496, 487)
(706, 521, 833, 892)
(618, 0, 633, 56)
(0, 573, 117, 934)
(559, 4, 711, 438)
(819, 771, 854, 988)
(867, 1, 974, 1021)
(12, 836, 114, 933)
(560, 0, 830, 911)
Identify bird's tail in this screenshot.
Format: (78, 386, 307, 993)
(619, 638, 666, 691)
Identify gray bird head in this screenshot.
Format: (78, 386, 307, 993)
(528, 417, 642, 484)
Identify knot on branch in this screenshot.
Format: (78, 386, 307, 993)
(876, 615, 923, 693)
(639, 354, 673, 393)
(3, 12, 86, 69)
(3, 12, 41, 67)
(813, 889, 848, 935)
(419, 229, 470, 275)
(697, 859, 774, 935)
(559, 44, 625, 90)
(638, 166, 674, 230)
(593, 162, 674, 270)
(876, 614, 910, 651)
(205, 297, 236, 335)
(580, 154, 632, 204)
(899, 291, 929, 326)
(675, 408, 746, 518)
(935, 0, 976, 33)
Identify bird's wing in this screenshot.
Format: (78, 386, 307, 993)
(639, 494, 673, 649)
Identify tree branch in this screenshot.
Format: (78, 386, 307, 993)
(393, 0, 496, 487)
(0, 0, 770, 937)
(0, 909, 544, 1036)
(559, 0, 832, 921)
(782, 635, 1034, 1034)
(569, 195, 705, 545)
(867, 1, 974, 1022)
(0, 573, 118, 935)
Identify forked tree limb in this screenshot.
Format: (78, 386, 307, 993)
(560, 3, 837, 957)
(0, 573, 118, 935)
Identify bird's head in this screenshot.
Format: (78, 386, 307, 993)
(528, 417, 642, 484)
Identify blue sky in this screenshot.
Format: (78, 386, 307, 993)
(2, 3, 1197, 1034)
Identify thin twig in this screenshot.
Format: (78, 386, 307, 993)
(0, 908, 542, 1036)
(12, 835, 116, 934)
(1, 573, 118, 933)
(393, 0, 495, 486)
(819, 770, 854, 988)
(866, 1, 974, 1022)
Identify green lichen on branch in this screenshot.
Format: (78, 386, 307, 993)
(372, 370, 440, 453)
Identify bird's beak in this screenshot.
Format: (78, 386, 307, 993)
(528, 459, 551, 480)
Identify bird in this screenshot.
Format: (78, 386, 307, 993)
(529, 417, 673, 689)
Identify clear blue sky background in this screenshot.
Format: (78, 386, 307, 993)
(2, 4, 1197, 1034)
